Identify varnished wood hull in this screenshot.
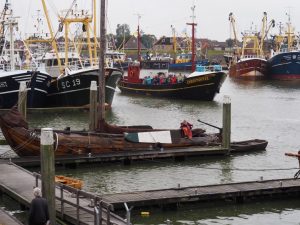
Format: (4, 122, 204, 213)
(0, 108, 220, 157)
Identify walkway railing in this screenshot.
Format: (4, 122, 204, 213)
(33, 173, 124, 225)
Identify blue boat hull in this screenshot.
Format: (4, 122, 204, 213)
(267, 52, 300, 80)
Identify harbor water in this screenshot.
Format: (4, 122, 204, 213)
(1, 77, 300, 224)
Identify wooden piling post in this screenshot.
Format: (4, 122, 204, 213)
(222, 95, 231, 152)
(89, 81, 98, 131)
(40, 128, 56, 224)
(18, 81, 27, 119)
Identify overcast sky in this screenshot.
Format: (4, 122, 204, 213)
(7, 0, 300, 41)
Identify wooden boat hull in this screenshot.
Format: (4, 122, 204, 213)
(0, 70, 51, 109)
(229, 58, 267, 80)
(45, 68, 122, 108)
(230, 139, 268, 152)
(0, 108, 220, 157)
(118, 72, 226, 101)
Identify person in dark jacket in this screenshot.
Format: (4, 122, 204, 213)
(28, 187, 50, 225)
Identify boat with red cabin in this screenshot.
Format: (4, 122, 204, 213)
(118, 5, 226, 101)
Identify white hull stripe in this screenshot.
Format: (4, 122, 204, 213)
(0, 88, 31, 95)
(37, 74, 49, 78)
(14, 79, 31, 82)
(34, 88, 48, 94)
(12, 74, 32, 79)
(271, 62, 291, 68)
(105, 85, 116, 91)
(0, 87, 47, 95)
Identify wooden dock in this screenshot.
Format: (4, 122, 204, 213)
(5, 146, 256, 167)
(102, 178, 300, 210)
(0, 208, 23, 225)
(0, 161, 126, 225)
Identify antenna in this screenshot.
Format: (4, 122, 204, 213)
(134, 13, 142, 27)
(190, 3, 196, 23)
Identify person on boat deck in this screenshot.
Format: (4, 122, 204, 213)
(28, 187, 50, 225)
(142, 77, 147, 84)
(146, 76, 152, 85)
(159, 75, 166, 84)
(177, 73, 184, 83)
(171, 75, 177, 84)
(153, 75, 159, 85)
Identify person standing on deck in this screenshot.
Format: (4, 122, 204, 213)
(28, 187, 50, 225)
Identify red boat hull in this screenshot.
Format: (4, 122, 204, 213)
(229, 58, 267, 80)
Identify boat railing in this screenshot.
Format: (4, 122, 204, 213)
(278, 46, 300, 53)
(196, 64, 222, 72)
(241, 55, 265, 59)
(0, 61, 35, 71)
(33, 172, 125, 225)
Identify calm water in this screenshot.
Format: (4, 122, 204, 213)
(1, 77, 300, 224)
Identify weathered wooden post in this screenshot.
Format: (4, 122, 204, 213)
(222, 95, 231, 153)
(18, 81, 27, 119)
(89, 81, 98, 131)
(40, 128, 56, 224)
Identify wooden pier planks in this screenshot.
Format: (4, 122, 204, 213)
(0, 161, 126, 225)
(8, 146, 229, 167)
(0, 208, 23, 225)
(102, 179, 300, 209)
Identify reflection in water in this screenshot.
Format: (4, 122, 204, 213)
(131, 199, 300, 225)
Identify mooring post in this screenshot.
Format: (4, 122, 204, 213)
(89, 81, 98, 131)
(40, 128, 56, 225)
(18, 81, 27, 119)
(222, 95, 231, 153)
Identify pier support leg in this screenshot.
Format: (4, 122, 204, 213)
(40, 128, 56, 225)
(222, 95, 231, 153)
(89, 81, 98, 131)
(18, 81, 27, 119)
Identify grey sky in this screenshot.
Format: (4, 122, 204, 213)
(8, 0, 300, 41)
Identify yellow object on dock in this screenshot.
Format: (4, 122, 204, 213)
(55, 175, 83, 189)
(141, 211, 150, 216)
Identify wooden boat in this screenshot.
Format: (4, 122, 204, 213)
(55, 175, 83, 189)
(0, 107, 221, 157)
(230, 139, 268, 152)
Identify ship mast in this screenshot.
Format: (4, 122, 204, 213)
(97, 0, 106, 131)
(186, 4, 197, 72)
(5, 16, 18, 71)
(135, 13, 142, 62)
(286, 11, 292, 52)
(41, 0, 62, 72)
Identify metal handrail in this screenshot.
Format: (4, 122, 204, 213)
(33, 172, 117, 225)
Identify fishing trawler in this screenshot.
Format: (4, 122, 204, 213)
(0, 2, 51, 109)
(267, 15, 300, 80)
(228, 12, 274, 80)
(29, 0, 122, 108)
(118, 5, 226, 101)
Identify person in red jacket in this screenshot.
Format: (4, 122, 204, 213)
(180, 120, 193, 139)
